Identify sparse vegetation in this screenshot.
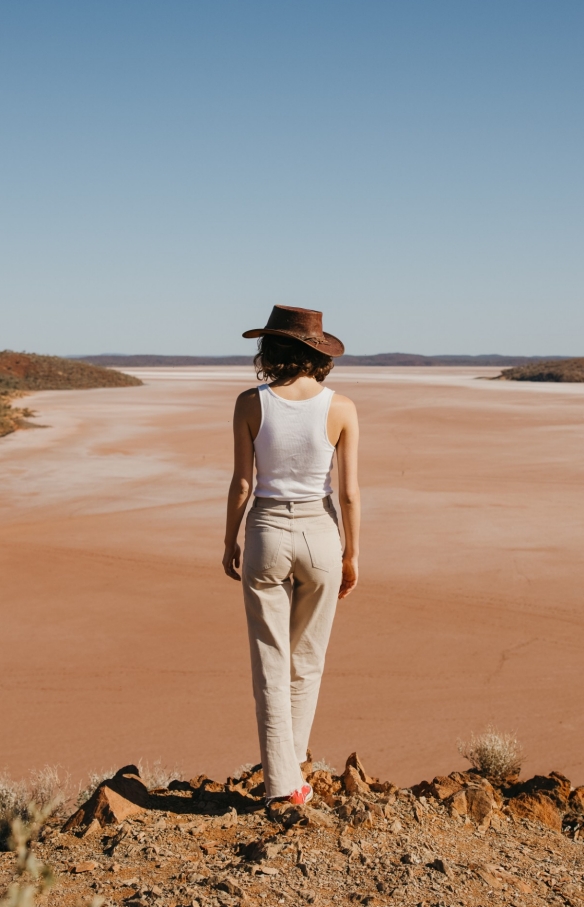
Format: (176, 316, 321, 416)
(0, 803, 55, 907)
(0, 767, 71, 850)
(458, 727, 524, 782)
(312, 759, 337, 773)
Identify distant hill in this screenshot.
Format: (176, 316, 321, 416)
(0, 351, 142, 437)
(0, 351, 142, 391)
(72, 352, 568, 368)
(497, 357, 584, 382)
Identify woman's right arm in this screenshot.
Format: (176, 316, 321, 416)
(222, 391, 256, 581)
(336, 399, 360, 599)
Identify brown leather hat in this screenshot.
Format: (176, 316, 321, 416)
(242, 305, 345, 357)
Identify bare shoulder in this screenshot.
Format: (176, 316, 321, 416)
(327, 390, 358, 446)
(236, 387, 259, 406)
(329, 392, 357, 414)
(235, 387, 260, 410)
(234, 387, 261, 437)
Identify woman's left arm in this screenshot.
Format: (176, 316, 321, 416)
(223, 391, 256, 581)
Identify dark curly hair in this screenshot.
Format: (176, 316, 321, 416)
(254, 334, 334, 383)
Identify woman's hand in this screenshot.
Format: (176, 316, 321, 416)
(339, 555, 358, 599)
(223, 542, 242, 581)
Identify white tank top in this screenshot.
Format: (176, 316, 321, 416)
(253, 384, 336, 502)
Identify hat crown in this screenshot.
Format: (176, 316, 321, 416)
(265, 306, 324, 341)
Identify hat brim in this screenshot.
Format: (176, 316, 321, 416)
(242, 328, 345, 357)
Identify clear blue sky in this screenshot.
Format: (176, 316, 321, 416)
(1, 1, 582, 356)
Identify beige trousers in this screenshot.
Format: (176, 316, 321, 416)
(242, 496, 343, 799)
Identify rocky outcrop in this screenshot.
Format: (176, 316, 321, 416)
(17, 755, 582, 907)
(62, 765, 150, 831)
(505, 790, 563, 831)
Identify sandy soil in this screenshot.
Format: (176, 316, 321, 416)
(1, 367, 583, 788)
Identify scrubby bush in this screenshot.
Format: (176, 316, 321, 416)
(0, 767, 71, 850)
(458, 727, 524, 782)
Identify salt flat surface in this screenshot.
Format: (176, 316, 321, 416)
(1, 367, 583, 785)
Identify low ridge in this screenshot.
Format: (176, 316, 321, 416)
(0, 350, 142, 437)
(497, 358, 584, 383)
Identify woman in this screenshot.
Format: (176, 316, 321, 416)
(223, 305, 360, 806)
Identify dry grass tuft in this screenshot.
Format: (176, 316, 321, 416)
(0, 803, 55, 906)
(137, 758, 185, 790)
(232, 763, 255, 780)
(0, 767, 71, 851)
(458, 727, 524, 782)
(312, 759, 337, 773)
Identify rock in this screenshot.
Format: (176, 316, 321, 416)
(71, 860, 98, 873)
(62, 766, 150, 831)
(429, 858, 455, 880)
(81, 818, 102, 837)
(351, 808, 373, 828)
(303, 806, 336, 827)
(342, 765, 370, 796)
(345, 753, 376, 785)
(446, 784, 495, 827)
(475, 864, 503, 888)
(168, 779, 193, 792)
(569, 786, 584, 813)
(188, 774, 209, 790)
(242, 768, 264, 791)
(369, 779, 397, 794)
(505, 791, 563, 830)
(210, 807, 238, 828)
(466, 787, 496, 826)
(339, 837, 360, 858)
(505, 772, 571, 808)
(307, 769, 342, 798)
(239, 839, 269, 862)
(199, 779, 226, 794)
(435, 775, 465, 799)
(448, 789, 469, 818)
(476, 863, 532, 894)
(216, 877, 245, 898)
(430, 775, 465, 800)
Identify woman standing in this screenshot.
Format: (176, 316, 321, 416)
(223, 305, 360, 805)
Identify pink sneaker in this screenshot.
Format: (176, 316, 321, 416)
(268, 784, 313, 807)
